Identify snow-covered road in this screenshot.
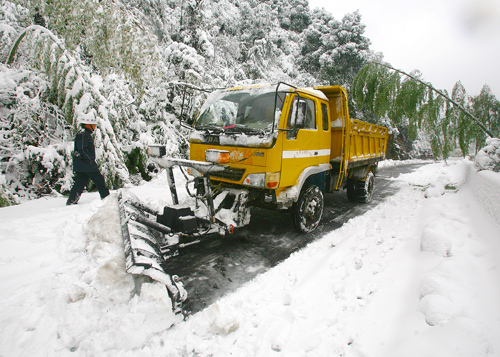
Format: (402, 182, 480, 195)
(170, 162, 424, 314)
(1, 159, 499, 356)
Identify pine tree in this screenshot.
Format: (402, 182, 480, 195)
(320, 10, 372, 88)
(299, 8, 337, 75)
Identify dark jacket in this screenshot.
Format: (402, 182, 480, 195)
(72, 127, 99, 172)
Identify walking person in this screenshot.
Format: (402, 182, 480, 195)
(66, 118, 109, 205)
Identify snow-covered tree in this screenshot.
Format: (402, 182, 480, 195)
(15, 0, 160, 95)
(319, 10, 372, 88)
(274, 0, 311, 33)
(471, 85, 500, 151)
(0, 0, 30, 62)
(299, 10, 372, 88)
(299, 8, 336, 75)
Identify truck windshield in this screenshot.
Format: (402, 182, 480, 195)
(195, 88, 286, 133)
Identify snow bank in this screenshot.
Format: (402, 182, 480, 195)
(467, 160, 500, 226)
(471, 138, 500, 226)
(412, 178, 500, 356)
(475, 138, 500, 172)
(0, 193, 181, 356)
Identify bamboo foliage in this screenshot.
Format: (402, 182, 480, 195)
(13, 0, 159, 95)
(353, 62, 499, 159)
(3, 22, 193, 195)
(21, 28, 131, 188)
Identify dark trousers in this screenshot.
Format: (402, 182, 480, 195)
(67, 171, 110, 205)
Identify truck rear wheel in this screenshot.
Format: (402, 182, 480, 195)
(347, 171, 375, 203)
(293, 185, 324, 233)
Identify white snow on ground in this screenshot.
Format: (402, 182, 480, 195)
(1, 159, 500, 356)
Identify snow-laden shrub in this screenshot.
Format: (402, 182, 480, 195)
(163, 42, 205, 84)
(475, 138, 500, 172)
(0, 173, 16, 206)
(0, 63, 74, 199)
(24, 28, 132, 189)
(22, 143, 73, 196)
(0, 0, 30, 63)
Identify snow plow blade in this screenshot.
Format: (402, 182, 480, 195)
(118, 190, 188, 313)
(118, 156, 252, 313)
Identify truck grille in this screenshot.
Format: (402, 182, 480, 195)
(210, 167, 246, 181)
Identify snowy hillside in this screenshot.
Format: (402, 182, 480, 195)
(1, 159, 499, 356)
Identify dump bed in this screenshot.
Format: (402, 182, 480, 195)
(315, 85, 388, 164)
(346, 119, 388, 166)
(315, 85, 389, 188)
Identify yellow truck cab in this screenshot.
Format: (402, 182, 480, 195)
(187, 82, 389, 233)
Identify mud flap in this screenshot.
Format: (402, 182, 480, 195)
(118, 190, 187, 313)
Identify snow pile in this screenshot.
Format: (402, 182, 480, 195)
(0, 192, 181, 355)
(55, 197, 180, 353)
(467, 161, 500, 227)
(475, 137, 500, 172)
(413, 167, 500, 355)
(1, 159, 499, 356)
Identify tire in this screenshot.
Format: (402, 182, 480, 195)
(346, 171, 375, 203)
(346, 179, 357, 202)
(293, 185, 324, 233)
(357, 171, 375, 203)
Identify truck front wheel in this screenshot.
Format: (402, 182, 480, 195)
(293, 185, 324, 233)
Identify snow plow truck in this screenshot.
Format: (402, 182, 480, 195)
(118, 83, 389, 311)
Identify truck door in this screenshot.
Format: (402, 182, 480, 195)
(280, 94, 331, 188)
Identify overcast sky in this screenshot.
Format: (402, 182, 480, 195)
(307, 0, 500, 98)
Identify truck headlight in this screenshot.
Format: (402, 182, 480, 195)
(243, 172, 280, 189)
(243, 173, 265, 188)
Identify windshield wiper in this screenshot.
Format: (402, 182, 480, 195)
(194, 125, 224, 133)
(223, 124, 265, 135)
